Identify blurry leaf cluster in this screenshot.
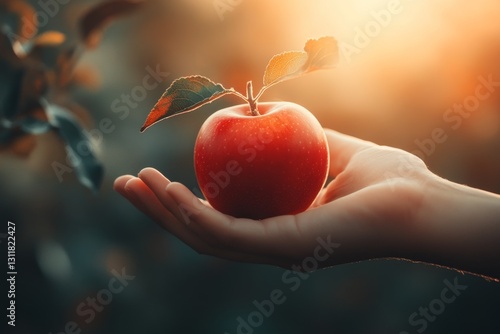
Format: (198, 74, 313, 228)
(0, 0, 146, 191)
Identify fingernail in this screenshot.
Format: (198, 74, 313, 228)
(165, 182, 174, 192)
(138, 167, 152, 177)
(124, 178, 140, 198)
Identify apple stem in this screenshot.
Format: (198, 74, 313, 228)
(246, 81, 260, 116)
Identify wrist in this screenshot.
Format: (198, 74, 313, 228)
(411, 175, 500, 280)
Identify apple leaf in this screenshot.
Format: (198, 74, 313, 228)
(263, 51, 308, 88)
(263, 36, 338, 87)
(303, 36, 339, 70)
(141, 76, 234, 132)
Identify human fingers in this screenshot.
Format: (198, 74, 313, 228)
(136, 169, 288, 266)
(114, 175, 151, 213)
(165, 182, 307, 263)
(137, 168, 216, 242)
(121, 177, 237, 258)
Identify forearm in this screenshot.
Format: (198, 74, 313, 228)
(414, 176, 500, 280)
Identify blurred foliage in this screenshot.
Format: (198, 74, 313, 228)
(0, 0, 146, 190)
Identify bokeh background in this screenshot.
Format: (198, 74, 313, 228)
(1, 0, 500, 333)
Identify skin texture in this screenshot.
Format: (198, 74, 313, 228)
(114, 129, 500, 281)
(194, 102, 329, 219)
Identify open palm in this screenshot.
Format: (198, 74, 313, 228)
(114, 129, 433, 269)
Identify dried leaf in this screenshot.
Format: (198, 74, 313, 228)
(80, 0, 146, 49)
(141, 76, 234, 132)
(262, 36, 338, 87)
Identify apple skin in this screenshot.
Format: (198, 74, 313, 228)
(194, 102, 329, 220)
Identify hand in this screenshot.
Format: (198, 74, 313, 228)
(114, 129, 500, 280)
(114, 129, 433, 267)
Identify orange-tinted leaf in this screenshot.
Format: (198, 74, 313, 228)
(262, 36, 338, 87)
(80, 0, 147, 49)
(1, 0, 38, 41)
(263, 51, 308, 86)
(141, 76, 234, 132)
(33, 31, 66, 46)
(303, 36, 339, 70)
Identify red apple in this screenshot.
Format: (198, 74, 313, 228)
(141, 37, 338, 218)
(194, 102, 329, 219)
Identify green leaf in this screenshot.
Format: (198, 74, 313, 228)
(141, 75, 234, 132)
(263, 36, 338, 87)
(20, 117, 51, 134)
(45, 101, 104, 191)
(1, 115, 52, 135)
